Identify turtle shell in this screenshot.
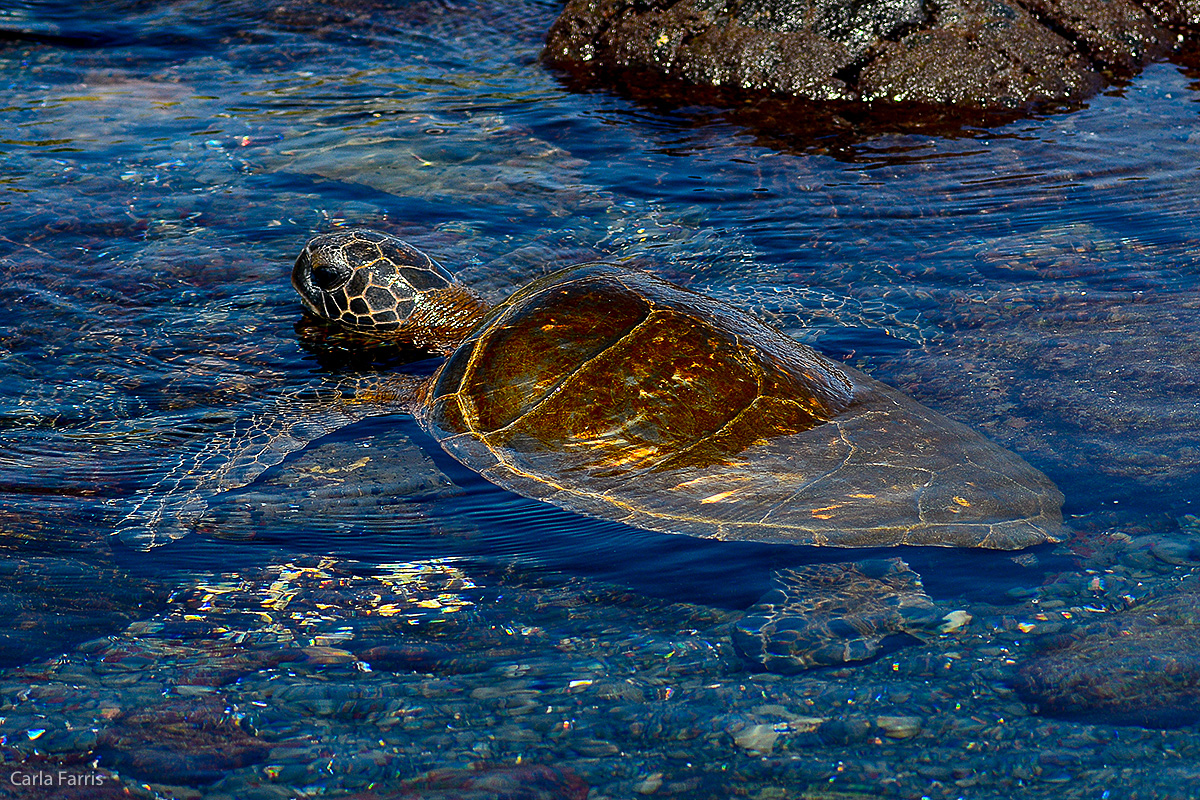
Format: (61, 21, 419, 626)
(420, 264, 1063, 550)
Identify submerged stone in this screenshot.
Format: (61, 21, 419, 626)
(95, 696, 273, 785)
(1016, 589, 1200, 727)
(733, 722, 781, 754)
(0, 552, 166, 670)
(348, 763, 589, 800)
(875, 714, 923, 738)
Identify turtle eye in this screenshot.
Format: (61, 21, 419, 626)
(310, 259, 351, 292)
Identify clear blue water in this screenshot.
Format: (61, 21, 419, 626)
(4, 0, 1200, 796)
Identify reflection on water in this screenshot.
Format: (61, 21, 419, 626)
(3, 0, 1200, 796)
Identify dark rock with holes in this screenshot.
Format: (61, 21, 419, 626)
(1142, 0, 1200, 27)
(856, 0, 1103, 106)
(543, 0, 913, 102)
(1017, 0, 1167, 70)
(544, 0, 1182, 112)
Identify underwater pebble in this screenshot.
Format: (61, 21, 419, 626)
(817, 716, 872, 745)
(301, 646, 357, 665)
(938, 610, 972, 633)
(1150, 537, 1198, 565)
(570, 737, 621, 757)
(875, 715, 923, 739)
(733, 723, 780, 755)
(634, 772, 664, 794)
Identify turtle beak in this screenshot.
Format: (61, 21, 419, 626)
(291, 246, 319, 309)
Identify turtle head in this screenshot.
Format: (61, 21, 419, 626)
(293, 229, 487, 353)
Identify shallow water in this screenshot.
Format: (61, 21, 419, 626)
(4, 0, 1200, 797)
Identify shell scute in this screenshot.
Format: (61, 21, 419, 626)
(448, 276, 650, 433)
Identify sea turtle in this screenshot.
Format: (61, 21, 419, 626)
(120, 228, 1065, 670)
(286, 228, 1062, 548)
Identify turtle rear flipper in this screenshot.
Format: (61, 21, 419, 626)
(732, 558, 960, 673)
(116, 374, 423, 550)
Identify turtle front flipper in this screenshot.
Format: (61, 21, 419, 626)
(732, 558, 967, 673)
(116, 373, 424, 549)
